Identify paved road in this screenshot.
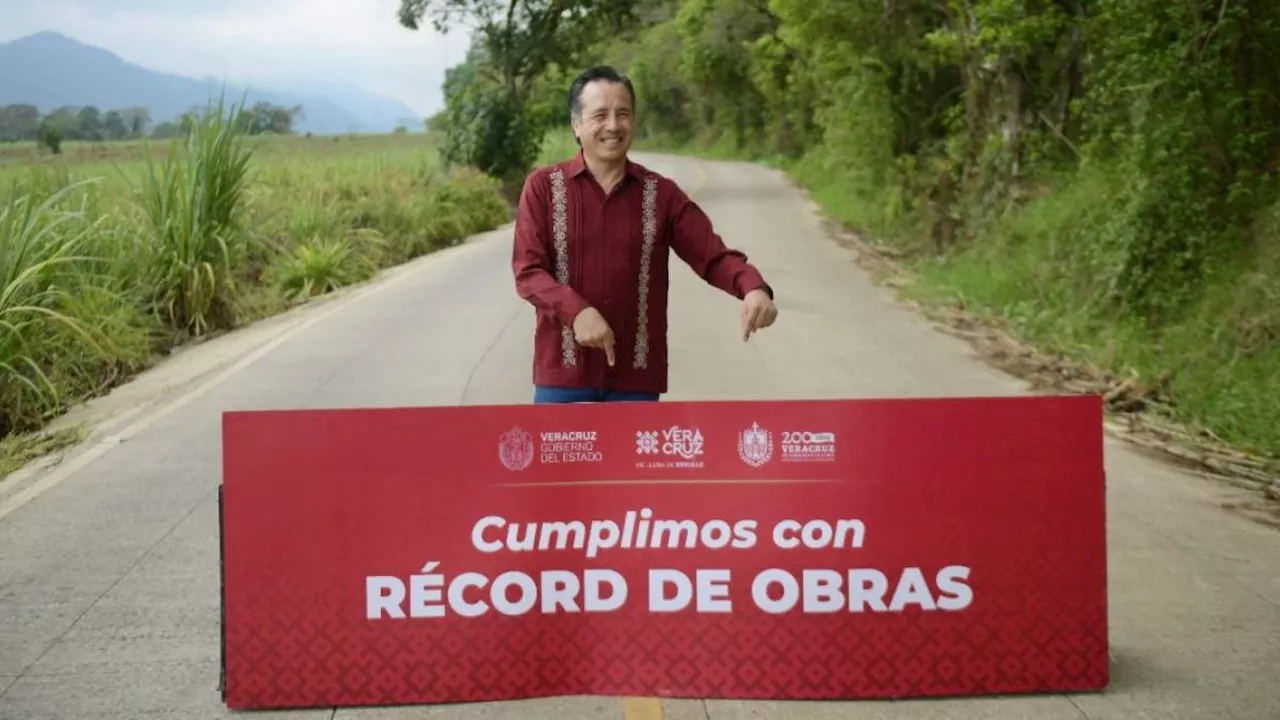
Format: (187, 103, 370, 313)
(1, 153, 1277, 720)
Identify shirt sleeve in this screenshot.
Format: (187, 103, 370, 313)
(511, 170, 592, 327)
(666, 180, 772, 300)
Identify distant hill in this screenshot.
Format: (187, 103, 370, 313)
(0, 31, 423, 136)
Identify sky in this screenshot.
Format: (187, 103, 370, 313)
(0, 0, 474, 117)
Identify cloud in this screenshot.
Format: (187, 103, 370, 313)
(0, 0, 473, 115)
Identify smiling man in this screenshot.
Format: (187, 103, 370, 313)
(512, 65, 778, 404)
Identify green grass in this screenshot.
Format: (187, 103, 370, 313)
(0, 117, 511, 477)
(899, 165, 1280, 459)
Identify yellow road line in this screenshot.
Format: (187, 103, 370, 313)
(617, 154, 706, 720)
(622, 696, 665, 720)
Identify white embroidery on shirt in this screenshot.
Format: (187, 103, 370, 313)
(634, 175, 659, 369)
(549, 168, 576, 367)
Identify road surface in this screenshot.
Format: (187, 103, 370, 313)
(1, 153, 1277, 720)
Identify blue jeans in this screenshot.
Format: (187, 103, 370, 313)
(533, 385, 660, 404)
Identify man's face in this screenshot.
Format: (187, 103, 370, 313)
(572, 80, 633, 163)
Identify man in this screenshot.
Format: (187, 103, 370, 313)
(512, 65, 778, 404)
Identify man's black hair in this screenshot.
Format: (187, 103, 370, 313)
(568, 65, 636, 124)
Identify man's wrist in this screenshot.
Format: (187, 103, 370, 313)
(562, 297, 592, 327)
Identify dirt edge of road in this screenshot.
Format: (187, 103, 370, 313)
(803, 194, 1280, 532)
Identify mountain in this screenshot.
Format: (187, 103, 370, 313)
(274, 81, 427, 134)
(0, 31, 423, 135)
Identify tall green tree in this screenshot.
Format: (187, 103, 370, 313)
(397, 0, 642, 185)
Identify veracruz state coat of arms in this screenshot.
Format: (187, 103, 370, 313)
(498, 426, 535, 471)
(737, 422, 773, 468)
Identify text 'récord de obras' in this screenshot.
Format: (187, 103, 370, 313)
(365, 508, 974, 619)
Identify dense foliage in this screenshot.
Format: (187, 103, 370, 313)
(399, 0, 643, 190)
(429, 0, 1280, 457)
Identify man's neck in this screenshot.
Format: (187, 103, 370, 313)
(584, 153, 627, 193)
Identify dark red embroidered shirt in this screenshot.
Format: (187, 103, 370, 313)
(512, 151, 771, 394)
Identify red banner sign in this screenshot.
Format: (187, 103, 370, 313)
(218, 395, 1108, 710)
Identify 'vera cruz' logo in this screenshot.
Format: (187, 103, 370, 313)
(636, 426, 704, 460)
(498, 426, 535, 471)
(737, 422, 774, 468)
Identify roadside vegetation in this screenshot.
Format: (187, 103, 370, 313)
(4, 0, 1277, 493)
(0, 101, 510, 474)
(403, 0, 1279, 489)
